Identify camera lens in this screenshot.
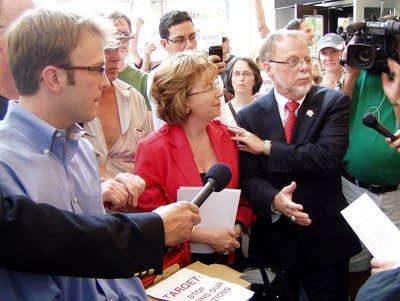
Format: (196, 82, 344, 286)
(355, 48, 372, 65)
(346, 44, 376, 70)
(350, 44, 376, 68)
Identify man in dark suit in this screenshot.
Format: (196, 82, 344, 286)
(0, 193, 199, 278)
(230, 29, 360, 300)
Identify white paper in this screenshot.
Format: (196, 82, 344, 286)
(177, 187, 241, 254)
(146, 267, 254, 301)
(341, 193, 400, 262)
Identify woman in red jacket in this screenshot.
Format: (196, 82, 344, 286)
(134, 52, 253, 282)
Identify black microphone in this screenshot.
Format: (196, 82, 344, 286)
(362, 113, 398, 141)
(191, 163, 232, 207)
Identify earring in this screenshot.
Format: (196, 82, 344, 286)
(185, 108, 191, 115)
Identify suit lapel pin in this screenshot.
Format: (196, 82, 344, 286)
(306, 110, 314, 117)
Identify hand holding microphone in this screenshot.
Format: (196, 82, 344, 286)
(154, 201, 200, 246)
(155, 163, 232, 246)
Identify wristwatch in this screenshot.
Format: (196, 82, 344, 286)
(263, 140, 272, 156)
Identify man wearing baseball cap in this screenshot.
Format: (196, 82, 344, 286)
(84, 29, 154, 212)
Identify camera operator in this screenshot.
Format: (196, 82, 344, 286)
(342, 16, 400, 301)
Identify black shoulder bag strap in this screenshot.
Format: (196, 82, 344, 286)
(227, 101, 239, 124)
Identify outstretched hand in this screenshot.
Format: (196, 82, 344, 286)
(272, 181, 312, 226)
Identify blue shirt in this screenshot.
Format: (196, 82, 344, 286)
(355, 267, 400, 301)
(0, 102, 147, 300)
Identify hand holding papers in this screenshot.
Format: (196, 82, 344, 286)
(341, 193, 400, 262)
(178, 187, 240, 254)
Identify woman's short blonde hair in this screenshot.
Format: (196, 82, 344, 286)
(151, 51, 218, 126)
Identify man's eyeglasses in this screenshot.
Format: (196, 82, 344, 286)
(116, 31, 135, 42)
(187, 80, 221, 97)
(167, 33, 198, 45)
(117, 31, 133, 37)
(232, 71, 254, 78)
(57, 65, 105, 77)
(269, 57, 312, 69)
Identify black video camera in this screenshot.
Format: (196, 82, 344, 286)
(346, 20, 400, 73)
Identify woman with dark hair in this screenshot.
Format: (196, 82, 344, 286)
(220, 57, 262, 126)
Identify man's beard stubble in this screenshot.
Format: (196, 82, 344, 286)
(273, 72, 312, 100)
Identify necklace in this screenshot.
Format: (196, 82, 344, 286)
(188, 132, 208, 162)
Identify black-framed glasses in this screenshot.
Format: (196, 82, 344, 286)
(167, 33, 198, 45)
(57, 65, 105, 77)
(187, 80, 221, 97)
(269, 57, 312, 69)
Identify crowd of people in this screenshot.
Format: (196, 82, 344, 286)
(1, 0, 400, 300)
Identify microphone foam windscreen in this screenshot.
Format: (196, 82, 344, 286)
(362, 113, 377, 127)
(204, 163, 232, 192)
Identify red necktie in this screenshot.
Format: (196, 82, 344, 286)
(284, 100, 300, 144)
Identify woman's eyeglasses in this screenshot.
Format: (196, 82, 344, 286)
(187, 80, 222, 97)
(232, 71, 254, 78)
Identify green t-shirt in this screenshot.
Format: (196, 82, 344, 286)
(343, 70, 400, 185)
(118, 65, 151, 110)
